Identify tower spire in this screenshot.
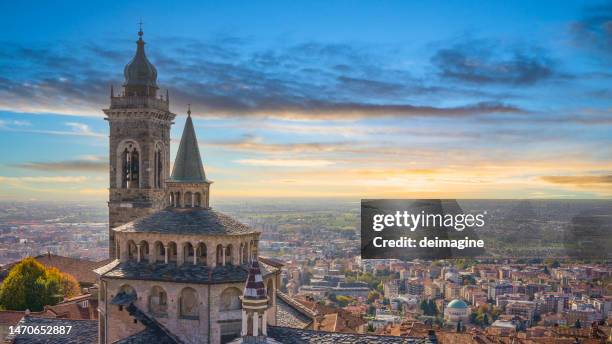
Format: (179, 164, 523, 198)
(187, 104, 191, 117)
(138, 19, 144, 38)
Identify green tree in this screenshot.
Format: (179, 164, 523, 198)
(367, 323, 375, 332)
(420, 300, 429, 315)
(428, 299, 438, 315)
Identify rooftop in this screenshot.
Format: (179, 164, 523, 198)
(6, 316, 97, 344)
(113, 207, 256, 236)
(447, 299, 468, 309)
(95, 259, 278, 285)
(267, 326, 436, 344)
(168, 110, 208, 184)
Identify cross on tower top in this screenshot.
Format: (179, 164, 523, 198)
(138, 19, 144, 37)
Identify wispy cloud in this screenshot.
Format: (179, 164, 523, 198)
(0, 36, 529, 119)
(12, 156, 107, 172)
(235, 159, 335, 167)
(570, 2, 612, 59)
(431, 39, 558, 85)
(0, 176, 89, 183)
(0, 121, 105, 137)
(541, 174, 612, 185)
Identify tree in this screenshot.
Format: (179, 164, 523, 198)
(420, 300, 429, 315)
(47, 268, 81, 299)
(367, 323, 375, 332)
(428, 299, 438, 315)
(367, 291, 380, 303)
(0, 258, 80, 311)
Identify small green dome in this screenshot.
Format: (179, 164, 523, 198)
(447, 299, 468, 309)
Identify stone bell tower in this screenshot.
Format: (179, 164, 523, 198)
(103, 27, 175, 259)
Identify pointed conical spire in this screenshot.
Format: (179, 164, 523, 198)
(170, 108, 207, 183)
(243, 260, 267, 300)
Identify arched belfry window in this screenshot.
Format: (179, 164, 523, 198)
(154, 142, 163, 189)
(120, 141, 140, 189)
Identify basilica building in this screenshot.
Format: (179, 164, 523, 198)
(82, 28, 431, 344)
(95, 27, 281, 344)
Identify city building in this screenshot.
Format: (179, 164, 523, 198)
(443, 299, 469, 327)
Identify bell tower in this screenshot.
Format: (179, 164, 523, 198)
(103, 27, 175, 259)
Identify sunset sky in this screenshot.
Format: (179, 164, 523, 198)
(0, 0, 611, 200)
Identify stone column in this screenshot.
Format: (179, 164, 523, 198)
(253, 313, 259, 336)
(261, 311, 267, 335)
(178, 244, 184, 265)
(137, 244, 141, 263)
(222, 246, 226, 266)
(164, 244, 169, 264)
(191, 193, 195, 207)
(193, 250, 197, 265)
(241, 310, 248, 336)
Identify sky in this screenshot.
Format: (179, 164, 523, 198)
(0, 0, 611, 201)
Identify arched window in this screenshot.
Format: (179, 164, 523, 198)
(195, 193, 202, 207)
(179, 287, 199, 319)
(149, 286, 167, 315)
(220, 287, 242, 311)
(183, 242, 194, 264)
(196, 243, 207, 265)
(154, 241, 165, 262)
(184, 191, 193, 207)
(120, 142, 140, 189)
(167, 242, 177, 263)
(154, 143, 163, 189)
(127, 240, 138, 261)
(139, 241, 149, 262)
(216, 244, 223, 267)
(225, 244, 233, 265)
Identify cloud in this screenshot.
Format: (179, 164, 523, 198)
(203, 135, 355, 153)
(570, 3, 612, 58)
(65, 122, 98, 136)
(541, 174, 612, 185)
(12, 157, 108, 172)
(0, 36, 527, 119)
(431, 40, 556, 85)
(235, 159, 335, 167)
(0, 176, 89, 183)
(0, 120, 105, 137)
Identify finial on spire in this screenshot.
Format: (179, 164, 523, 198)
(187, 104, 191, 117)
(166, 89, 169, 103)
(138, 19, 144, 37)
(110, 85, 114, 98)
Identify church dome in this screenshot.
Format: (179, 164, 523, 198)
(123, 29, 158, 88)
(447, 299, 468, 309)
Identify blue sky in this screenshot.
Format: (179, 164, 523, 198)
(0, 0, 611, 200)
